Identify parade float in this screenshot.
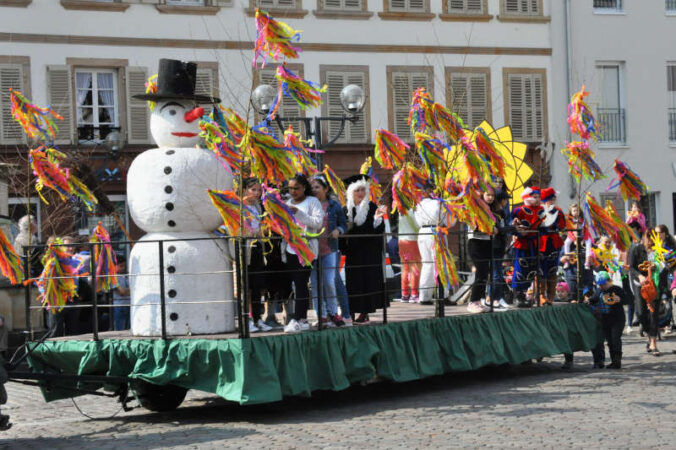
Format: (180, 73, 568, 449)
(3, 10, 609, 413)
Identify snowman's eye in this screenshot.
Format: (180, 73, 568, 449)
(169, 109, 176, 116)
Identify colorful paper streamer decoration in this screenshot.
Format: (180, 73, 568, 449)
(359, 157, 382, 204)
(29, 146, 98, 211)
(415, 132, 448, 186)
(269, 65, 326, 119)
(284, 125, 319, 177)
(434, 103, 466, 143)
(433, 225, 460, 289)
(567, 85, 598, 141)
(145, 74, 158, 111)
(322, 164, 346, 206)
(253, 8, 302, 68)
(0, 228, 23, 285)
(242, 125, 297, 186)
(561, 141, 604, 183)
(261, 185, 314, 266)
(373, 129, 408, 170)
(199, 112, 243, 174)
(29, 240, 82, 313)
(9, 89, 63, 141)
(474, 127, 507, 181)
(608, 159, 648, 202)
(90, 222, 118, 292)
(584, 192, 618, 241)
(604, 200, 635, 252)
(208, 189, 259, 236)
(408, 87, 437, 134)
(458, 182, 495, 234)
(391, 163, 427, 214)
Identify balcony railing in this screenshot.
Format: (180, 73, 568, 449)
(597, 108, 626, 144)
(669, 108, 676, 143)
(593, 0, 622, 10)
(667, 0, 676, 12)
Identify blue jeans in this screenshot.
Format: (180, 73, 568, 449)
(335, 252, 350, 319)
(113, 301, 130, 331)
(489, 258, 505, 300)
(311, 252, 339, 318)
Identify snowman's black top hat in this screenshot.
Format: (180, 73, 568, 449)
(133, 59, 220, 104)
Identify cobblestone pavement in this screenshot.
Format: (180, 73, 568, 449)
(3, 331, 676, 449)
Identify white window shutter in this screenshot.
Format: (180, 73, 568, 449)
(389, 0, 407, 10)
(450, 73, 469, 126)
(47, 65, 73, 145)
(343, 0, 362, 9)
(508, 72, 544, 142)
(505, 0, 519, 13)
(508, 74, 524, 140)
(469, 73, 487, 128)
(467, 0, 482, 11)
(195, 67, 215, 99)
(392, 71, 430, 142)
(0, 64, 25, 145)
(324, 0, 342, 8)
(408, 0, 425, 10)
(345, 72, 367, 142)
(125, 66, 150, 145)
(325, 71, 367, 144)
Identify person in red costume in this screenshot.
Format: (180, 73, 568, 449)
(538, 187, 566, 305)
(511, 186, 544, 308)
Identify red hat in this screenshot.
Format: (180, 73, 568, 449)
(541, 187, 558, 202)
(521, 186, 541, 200)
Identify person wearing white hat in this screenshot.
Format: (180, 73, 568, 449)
(510, 186, 544, 308)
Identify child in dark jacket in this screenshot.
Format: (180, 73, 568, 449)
(589, 271, 626, 369)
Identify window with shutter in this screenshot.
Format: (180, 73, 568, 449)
(323, 0, 362, 9)
(389, 0, 425, 12)
(47, 65, 74, 145)
(0, 64, 25, 145)
(389, 69, 431, 142)
(256, 0, 297, 8)
(668, 64, 676, 142)
(448, 0, 483, 13)
(126, 67, 150, 145)
(505, 71, 546, 142)
(323, 70, 368, 144)
(258, 67, 304, 135)
(448, 70, 489, 129)
(503, 0, 539, 15)
(195, 67, 216, 99)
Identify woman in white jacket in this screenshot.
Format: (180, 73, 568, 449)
(283, 174, 323, 333)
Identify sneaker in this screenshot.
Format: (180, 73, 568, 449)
(409, 295, 420, 303)
(401, 295, 410, 302)
(284, 319, 301, 333)
(331, 314, 346, 327)
(298, 319, 311, 331)
(256, 319, 273, 332)
(264, 317, 283, 329)
(467, 301, 487, 314)
(355, 313, 370, 324)
(248, 320, 260, 333)
(625, 325, 632, 335)
(343, 318, 353, 327)
(497, 298, 511, 309)
(320, 317, 337, 328)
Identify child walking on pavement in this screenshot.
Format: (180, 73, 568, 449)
(589, 271, 626, 369)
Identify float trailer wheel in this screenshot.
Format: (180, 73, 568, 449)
(130, 380, 187, 412)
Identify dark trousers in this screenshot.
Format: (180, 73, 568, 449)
(286, 252, 311, 321)
(248, 242, 266, 322)
(469, 239, 492, 302)
(592, 317, 624, 364)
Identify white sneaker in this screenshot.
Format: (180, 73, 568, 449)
(625, 326, 632, 335)
(284, 319, 301, 333)
(256, 319, 273, 332)
(467, 301, 487, 314)
(498, 299, 511, 309)
(248, 320, 260, 333)
(298, 319, 311, 331)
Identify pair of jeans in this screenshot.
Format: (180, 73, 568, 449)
(311, 251, 339, 318)
(489, 257, 505, 301)
(113, 301, 130, 331)
(286, 252, 312, 321)
(398, 239, 421, 298)
(469, 239, 491, 302)
(334, 252, 351, 320)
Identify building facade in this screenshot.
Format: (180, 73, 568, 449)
(550, 0, 676, 230)
(0, 0, 555, 243)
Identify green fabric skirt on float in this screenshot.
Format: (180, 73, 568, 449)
(27, 304, 601, 405)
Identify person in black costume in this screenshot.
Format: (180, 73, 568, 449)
(342, 175, 387, 324)
(589, 271, 626, 369)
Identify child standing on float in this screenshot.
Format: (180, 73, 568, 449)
(466, 187, 496, 314)
(510, 187, 543, 307)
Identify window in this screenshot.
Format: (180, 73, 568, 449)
(257, 0, 298, 8)
(503, 0, 540, 15)
(504, 69, 547, 142)
(668, 64, 676, 143)
(447, 68, 491, 129)
(75, 69, 118, 142)
(0, 63, 26, 145)
(387, 66, 433, 141)
(447, 0, 484, 14)
(166, 0, 206, 4)
(321, 66, 369, 144)
(322, 0, 363, 10)
(640, 193, 658, 229)
(257, 65, 304, 135)
(596, 64, 625, 144)
(593, 0, 622, 11)
(668, 0, 676, 13)
(388, 0, 426, 12)
(8, 197, 41, 245)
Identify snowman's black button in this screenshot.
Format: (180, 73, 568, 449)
(168, 245, 176, 253)
(164, 166, 172, 174)
(166, 150, 175, 155)
(168, 289, 177, 298)
(169, 312, 178, 321)
(165, 186, 173, 194)
(168, 220, 176, 227)
(165, 202, 174, 211)
(167, 266, 176, 274)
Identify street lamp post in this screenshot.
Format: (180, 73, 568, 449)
(251, 83, 366, 167)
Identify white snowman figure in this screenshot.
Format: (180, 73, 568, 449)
(128, 59, 234, 336)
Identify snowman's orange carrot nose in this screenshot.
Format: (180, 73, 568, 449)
(184, 106, 204, 123)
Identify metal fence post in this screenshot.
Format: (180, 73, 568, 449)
(233, 238, 244, 339)
(576, 231, 583, 303)
(158, 240, 167, 340)
(534, 231, 541, 307)
(381, 233, 388, 324)
(23, 249, 31, 332)
(317, 246, 323, 331)
(89, 242, 99, 341)
(488, 235, 494, 313)
(241, 237, 250, 338)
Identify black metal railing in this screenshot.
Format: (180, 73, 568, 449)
(669, 108, 676, 142)
(593, 0, 622, 10)
(15, 227, 588, 342)
(667, 0, 676, 12)
(597, 108, 626, 144)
